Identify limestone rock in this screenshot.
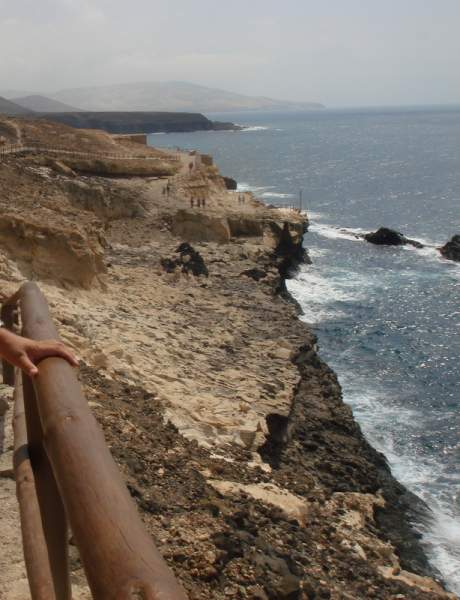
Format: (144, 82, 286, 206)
(171, 210, 231, 243)
(0, 212, 106, 288)
(207, 480, 310, 525)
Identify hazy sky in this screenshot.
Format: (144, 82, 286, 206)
(1, 0, 459, 107)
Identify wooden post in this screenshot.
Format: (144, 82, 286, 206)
(13, 377, 58, 600)
(1, 303, 18, 385)
(20, 282, 187, 600)
(22, 373, 71, 600)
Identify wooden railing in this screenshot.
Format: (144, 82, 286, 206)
(2, 282, 187, 600)
(0, 142, 181, 163)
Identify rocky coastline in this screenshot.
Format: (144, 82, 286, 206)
(37, 111, 241, 134)
(0, 116, 456, 599)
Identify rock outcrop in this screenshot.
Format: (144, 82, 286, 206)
(0, 117, 455, 599)
(364, 227, 424, 248)
(439, 235, 460, 262)
(161, 243, 209, 277)
(38, 111, 241, 134)
(222, 176, 237, 190)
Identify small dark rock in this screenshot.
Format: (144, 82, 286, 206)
(241, 268, 267, 281)
(439, 234, 460, 262)
(223, 176, 238, 190)
(266, 573, 302, 599)
(364, 227, 424, 249)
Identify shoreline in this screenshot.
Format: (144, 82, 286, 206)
(0, 117, 456, 597)
(266, 219, 447, 584)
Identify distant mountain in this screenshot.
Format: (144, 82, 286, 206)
(0, 89, 37, 100)
(51, 81, 324, 113)
(12, 95, 81, 113)
(0, 96, 33, 116)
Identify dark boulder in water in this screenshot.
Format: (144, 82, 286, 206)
(364, 227, 424, 249)
(439, 235, 460, 262)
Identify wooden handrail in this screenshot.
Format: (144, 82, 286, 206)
(0, 142, 181, 162)
(3, 282, 187, 600)
(13, 377, 61, 600)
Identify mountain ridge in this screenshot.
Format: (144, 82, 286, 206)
(49, 80, 324, 113)
(0, 96, 34, 116)
(11, 94, 81, 113)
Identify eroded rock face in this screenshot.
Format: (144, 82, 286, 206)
(0, 159, 107, 288)
(440, 235, 460, 262)
(0, 212, 106, 288)
(61, 179, 145, 220)
(364, 227, 424, 248)
(171, 210, 231, 243)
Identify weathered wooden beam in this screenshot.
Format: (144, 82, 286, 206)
(20, 282, 188, 600)
(1, 302, 18, 385)
(13, 376, 58, 600)
(22, 372, 71, 600)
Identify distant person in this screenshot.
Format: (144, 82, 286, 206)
(189, 162, 194, 173)
(190, 198, 194, 208)
(197, 198, 201, 208)
(202, 197, 206, 208)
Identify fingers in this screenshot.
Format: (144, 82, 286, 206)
(52, 343, 79, 367)
(17, 353, 39, 378)
(30, 340, 79, 369)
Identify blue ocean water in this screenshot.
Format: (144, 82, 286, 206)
(149, 107, 460, 592)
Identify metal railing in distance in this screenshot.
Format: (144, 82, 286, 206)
(3, 282, 188, 600)
(0, 142, 181, 163)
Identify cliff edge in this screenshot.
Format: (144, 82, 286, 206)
(0, 116, 455, 599)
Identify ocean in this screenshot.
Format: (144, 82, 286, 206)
(149, 106, 460, 593)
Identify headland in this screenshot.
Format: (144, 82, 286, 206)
(0, 115, 456, 599)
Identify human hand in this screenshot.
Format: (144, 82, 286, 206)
(0, 329, 78, 377)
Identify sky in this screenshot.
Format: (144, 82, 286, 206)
(1, 0, 460, 107)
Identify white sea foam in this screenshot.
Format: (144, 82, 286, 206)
(406, 245, 442, 260)
(338, 380, 460, 593)
(261, 192, 295, 199)
(240, 126, 269, 132)
(289, 257, 460, 591)
(309, 222, 367, 242)
(403, 240, 460, 274)
(307, 247, 330, 259)
(304, 210, 324, 220)
(237, 182, 275, 194)
(287, 266, 368, 323)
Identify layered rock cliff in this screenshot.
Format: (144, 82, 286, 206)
(37, 111, 240, 134)
(0, 116, 456, 599)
